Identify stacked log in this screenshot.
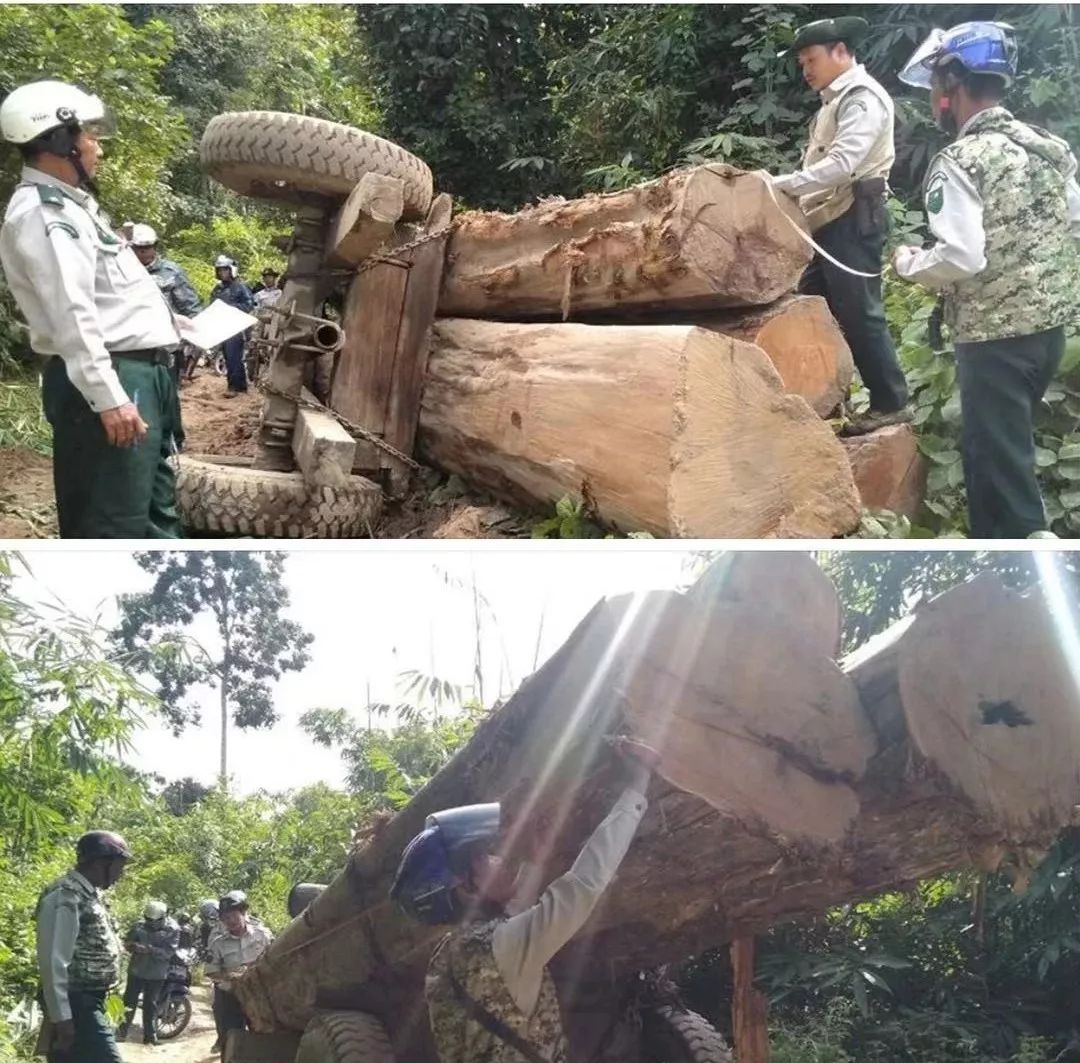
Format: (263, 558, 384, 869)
(417, 165, 921, 534)
(235, 555, 1080, 1061)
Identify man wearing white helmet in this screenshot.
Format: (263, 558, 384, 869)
(210, 255, 254, 397)
(0, 80, 185, 538)
(129, 224, 201, 384)
(893, 22, 1080, 538)
(118, 900, 179, 1046)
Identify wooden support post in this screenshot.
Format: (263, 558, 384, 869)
(731, 936, 771, 1063)
(292, 387, 356, 488)
(325, 173, 405, 268)
(331, 192, 453, 496)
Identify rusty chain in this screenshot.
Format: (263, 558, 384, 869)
(260, 381, 425, 472)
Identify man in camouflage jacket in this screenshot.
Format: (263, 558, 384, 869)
(391, 738, 658, 1063)
(35, 831, 132, 1063)
(894, 22, 1080, 537)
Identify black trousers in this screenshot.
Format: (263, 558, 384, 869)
(122, 973, 163, 1042)
(799, 205, 909, 413)
(213, 985, 248, 1044)
(955, 326, 1064, 539)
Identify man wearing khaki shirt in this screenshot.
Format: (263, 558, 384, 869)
(204, 890, 274, 1054)
(0, 79, 185, 537)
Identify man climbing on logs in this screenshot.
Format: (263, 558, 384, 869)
(893, 21, 1080, 539)
(770, 16, 911, 435)
(390, 736, 658, 1063)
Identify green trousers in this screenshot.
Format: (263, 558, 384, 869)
(47, 990, 122, 1063)
(41, 355, 184, 539)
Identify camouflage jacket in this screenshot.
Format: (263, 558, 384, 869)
(935, 107, 1079, 343)
(126, 917, 180, 981)
(146, 256, 201, 318)
(35, 870, 121, 1000)
(426, 921, 567, 1063)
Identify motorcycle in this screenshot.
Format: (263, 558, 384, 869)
(154, 946, 195, 1041)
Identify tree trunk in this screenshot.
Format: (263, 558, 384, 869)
(418, 319, 860, 539)
(437, 165, 811, 320)
(731, 937, 770, 1063)
(685, 295, 853, 418)
(235, 559, 1079, 1062)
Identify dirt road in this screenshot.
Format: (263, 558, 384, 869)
(119, 984, 218, 1063)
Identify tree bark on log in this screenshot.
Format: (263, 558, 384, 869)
(418, 318, 861, 539)
(437, 165, 811, 320)
(235, 559, 1080, 1062)
(688, 295, 853, 417)
(731, 937, 771, 1063)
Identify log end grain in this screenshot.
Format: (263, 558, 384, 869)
(842, 424, 927, 519)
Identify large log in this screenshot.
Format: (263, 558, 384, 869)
(437, 166, 811, 320)
(842, 424, 927, 519)
(689, 295, 853, 417)
(418, 319, 860, 538)
(236, 558, 1080, 1062)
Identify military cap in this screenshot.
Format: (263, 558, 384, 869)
(780, 16, 870, 57)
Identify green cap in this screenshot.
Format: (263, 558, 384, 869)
(779, 16, 870, 58)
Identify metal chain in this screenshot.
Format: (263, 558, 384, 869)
(354, 222, 456, 275)
(260, 382, 424, 472)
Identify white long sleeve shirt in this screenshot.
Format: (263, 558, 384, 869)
(491, 778, 648, 1016)
(0, 167, 180, 412)
(773, 65, 892, 197)
(896, 113, 1080, 289)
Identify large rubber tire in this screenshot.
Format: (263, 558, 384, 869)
(643, 1007, 735, 1063)
(176, 454, 381, 538)
(200, 111, 433, 217)
(295, 1011, 396, 1063)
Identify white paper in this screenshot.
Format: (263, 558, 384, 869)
(177, 301, 259, 350)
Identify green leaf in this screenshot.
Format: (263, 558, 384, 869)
(1035, 446, 1058, 468)
(1056, 461, 1080, 481)
(1058, 443, 1080, 461)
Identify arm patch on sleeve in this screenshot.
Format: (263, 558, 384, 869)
(45, 220, 80, 240)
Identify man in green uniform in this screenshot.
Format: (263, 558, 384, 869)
(391, 737, 658, 1063)
(0, 80, 185, 538)
(894, 22, 1080, 537)
(35, 831, 132, 1063)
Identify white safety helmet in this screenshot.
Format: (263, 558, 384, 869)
(129, 224, 158, 248)
(0, 79, 111, 145)
(213, 254, 237, 276)
(144, 900, 168, 921)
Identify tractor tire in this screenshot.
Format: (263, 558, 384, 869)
(643, 1007, 735, 1063)
(295, 1011, 396, 1063)
(176, 453, 381, 538)
(200, 111, 433, 217)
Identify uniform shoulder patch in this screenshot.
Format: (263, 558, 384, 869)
(45, 219, 80, 240)
(926, 171, 946, 215)
(36, 184, 66, 209)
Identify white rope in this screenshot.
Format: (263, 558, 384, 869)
(745, 169, 883, 279)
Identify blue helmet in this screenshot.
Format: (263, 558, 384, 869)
(390, 803, 500, 925)
(899, 22, 1018, 90)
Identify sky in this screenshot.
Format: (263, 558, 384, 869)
(14, 546, 702, 795)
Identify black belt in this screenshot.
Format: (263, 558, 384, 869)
(111, 347, 173, 366)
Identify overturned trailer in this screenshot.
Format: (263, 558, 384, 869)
(222, 554, 1080, 1062)
(176, 112, 925, 540)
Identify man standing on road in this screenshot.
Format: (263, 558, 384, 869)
(209, 255, 254, 398)
(391, 736, 658, 1063)
(0, 80, 185, 538)
(129, 223, 201, 386)
(118, 900, 180, 1047)
(771, 17, 911, 434)
(34, 831, 132, 1063)
(893, 21, 1080, 538)
(204, 890, 274, 1054)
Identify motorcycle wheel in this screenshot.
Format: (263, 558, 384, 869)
(155, 993, 193, 1040)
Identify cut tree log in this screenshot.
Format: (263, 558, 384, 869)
(325, 172, 405, 268)
(842, 424, 927, 519)
(418, 319, 861, 538)
(688, 295, 853, 417)
(235, 559, 1080, 1063)
(331, 193, 453, 495)
(437, 165, 811, 320)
